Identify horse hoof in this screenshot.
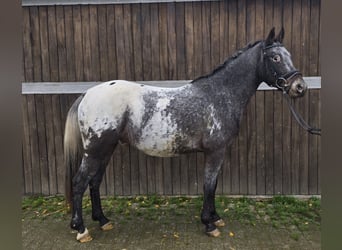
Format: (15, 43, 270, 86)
(207, 228, 221, 237)
(214, 219, 225, 227)
(76, 228, 93, 243)
(101, 222, 114, 231)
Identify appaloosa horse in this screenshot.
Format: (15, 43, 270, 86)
(64, 28, 307, 242)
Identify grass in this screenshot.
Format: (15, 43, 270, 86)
(22, 195, 320, 234)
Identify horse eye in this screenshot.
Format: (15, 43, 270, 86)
(272, 55, 281, 63)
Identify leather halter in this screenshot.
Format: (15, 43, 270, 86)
(262, 44, 321, 136)
(263, 44, 302, 92)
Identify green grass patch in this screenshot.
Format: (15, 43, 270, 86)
(22, 195, 320, 232)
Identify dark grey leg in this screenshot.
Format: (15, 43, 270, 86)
(201, 148, 225, 237)
(89, 167, 111, 228)
(70, 154, 101, 241)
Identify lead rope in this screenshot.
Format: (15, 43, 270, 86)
(282, 91, 321, 136)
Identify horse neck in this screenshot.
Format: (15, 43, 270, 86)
(198, 43, 263, 107)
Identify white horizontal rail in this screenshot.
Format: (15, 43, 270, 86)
(22, 0, 218, 6)
(22, 77, 321, 94)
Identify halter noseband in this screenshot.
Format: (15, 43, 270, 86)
(262, 43, 321, 136)
(263, 44, 302, 93)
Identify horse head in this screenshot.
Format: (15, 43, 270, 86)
(261, 27, 307, 98)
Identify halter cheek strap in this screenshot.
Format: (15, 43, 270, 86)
(262, 44, 302, 92)
(262, 44, 321, 136)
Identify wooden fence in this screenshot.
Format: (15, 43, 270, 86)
(22, 0, 321, 196)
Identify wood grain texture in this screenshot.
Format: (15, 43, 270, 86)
(22, 1, 321, 196)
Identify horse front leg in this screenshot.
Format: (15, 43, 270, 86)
(201, 148, 226, 237)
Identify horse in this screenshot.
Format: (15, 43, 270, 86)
(64, 27, 307, 242)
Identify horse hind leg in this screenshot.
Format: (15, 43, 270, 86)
(70, 153, 100, 242)
(89, 153, 115, 231)
(71, 132, 118, 242)
(201, 148, 226, 237)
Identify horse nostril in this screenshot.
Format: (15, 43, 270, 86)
(297, 84, 304, 93)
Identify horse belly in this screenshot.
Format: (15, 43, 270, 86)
(134, 115, 180, 157)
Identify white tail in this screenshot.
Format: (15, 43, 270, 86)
(64, 95, 84, 209)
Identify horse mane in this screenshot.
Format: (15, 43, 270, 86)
(191, 40, 263, 83)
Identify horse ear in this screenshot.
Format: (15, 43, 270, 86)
(276, 27, 285, 43)
(265, 27, 275, 46)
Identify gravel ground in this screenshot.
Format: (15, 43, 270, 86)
(22, 211, 320, 250)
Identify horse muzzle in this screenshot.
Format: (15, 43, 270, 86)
(288, 77, 307, 98)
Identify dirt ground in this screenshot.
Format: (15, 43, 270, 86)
(22, 210, 320, 250)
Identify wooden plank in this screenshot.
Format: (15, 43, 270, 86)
(22, 96, 33, 193)
(146, 156, 156, 194)
(175, 2, 186, 79)
(29, 6, 42, 81)
(106, 155, 115, 195)
(43, 95, 58, 194)
(171, 157, 181, 195)
(113, 4, 126, 79)
(228, 0, 239, 194)
(113, 144, 123, 195)
(222, 148, 231, 194)
(131, 4, 143, 80)
(121, 144, 131, 195)
(255, 86, 265, 195)
(38, 6, 50, 81)
(167, 3, 177, 79)
(27, 95, 41, 194)
(192, 2, 202, 78)
(201, 1, 210, 74)
(188, 153, 197, 195)
(246, 0, 256, 195)
(281, 0, 293, 195)
(89, 5, 101, 80)
(162, 158, 172, 195)
(308, 0, 320, 195)
(22, 0, 221, 6)
(130, 146, 140, 195)
(155, 157, 164, 195)
(22, 8, 33, 82)
(64, 6, 76, 81)
(97, 5, 109, 81)
(309, 0, 320, 76)
(150, 3, 160, 80)
(273, 0, 283, 195)
(317, 91, 321, 194)
(298, 0, 310, 194)
(237, 0, 248, 195)
(50, 94, 64, 193)
(56, 6, 68, 81)
(138, 151, 147, 194)
(81, 5, 92, 81)
(158, 3, 168, 80)
(228, 0, 237, 57)
(180, 154, 189, 195)
(73, 5, 84, 81)
(264, 0, 274, 195)
(122, 4, 134, 80)
(47, 6, 59, 81)
(291, 0, 302, 194)
(106, 5, 117, 79)
(308, 89, 319, 194)
(219, 0, 229, 63)
(141, 4, 151, 80)
(196, 152, 204, 194)
(220, 1, 231, 194)
(184, 2, 194, 79)
(210, 1, 220, 69)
